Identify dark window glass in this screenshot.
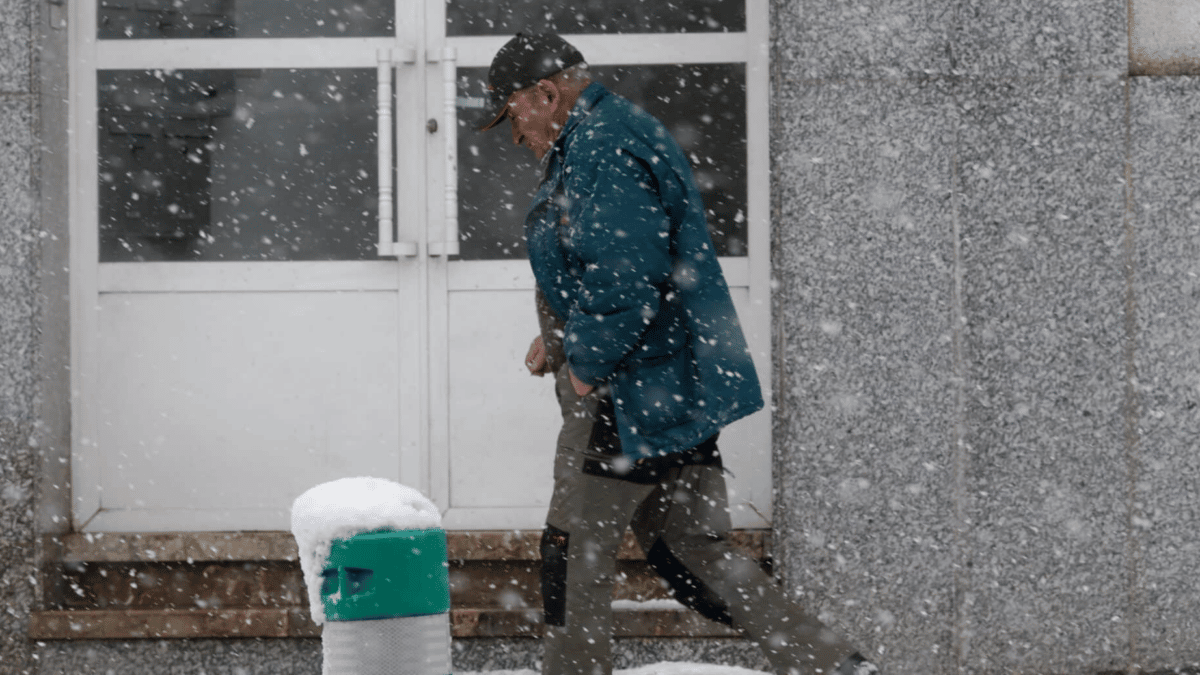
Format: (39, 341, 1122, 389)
(455, 63, 747, 260)
(98, 69, 380, 262)
(97, 0, 393, 39)
(446, 0, 745, 36)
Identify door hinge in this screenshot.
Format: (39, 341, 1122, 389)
(48, 0, 67, 30)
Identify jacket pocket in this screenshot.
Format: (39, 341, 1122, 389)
(611, 345, 698, 442)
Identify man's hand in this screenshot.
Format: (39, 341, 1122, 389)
(527, 334, 593, 395)
(568, 367, 594, 397)
(525, 335, 548, 376)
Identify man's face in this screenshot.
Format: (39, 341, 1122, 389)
(506, 82, 560, 160)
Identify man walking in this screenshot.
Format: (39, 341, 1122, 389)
(481, 33, 881, 675)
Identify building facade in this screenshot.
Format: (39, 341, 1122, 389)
(2, 1, 1199, 673)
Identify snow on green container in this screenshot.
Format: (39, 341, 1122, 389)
(291, 477, 451, 675)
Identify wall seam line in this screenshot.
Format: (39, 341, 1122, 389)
(949, 91, 969, 675)
(1120, 72, 1142, 675)
(767, 2, 791, 590)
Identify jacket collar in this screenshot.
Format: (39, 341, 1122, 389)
(541, 82, 608, 176)
(562, 81, 606, 140)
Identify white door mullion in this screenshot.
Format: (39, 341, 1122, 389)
(71, 0, 103, 529)
(398, 0, 432, 498)
(444, 259, 751, 293)
(422, 0, 453, 514)
(97, 261, 401, 293)
(447, 32, 750, 68)
(733, 0, 774, 527)
(95, 37, 397, 69)
(441, 507, 551, 531)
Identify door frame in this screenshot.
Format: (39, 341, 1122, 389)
(67, 0, 774, 532)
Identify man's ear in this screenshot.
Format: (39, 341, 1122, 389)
(536, 79, 560, 107)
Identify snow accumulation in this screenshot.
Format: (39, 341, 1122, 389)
(461, 664, 770, 675)
(290, 476, 442, 625)
(609, 598, 686, 611)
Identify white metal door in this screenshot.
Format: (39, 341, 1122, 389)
(70, 0, 771, 533)
(429, 2, 774, 530)
(71, 1, 427, 531)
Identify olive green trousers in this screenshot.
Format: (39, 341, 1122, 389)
(540, 368, 857, 675)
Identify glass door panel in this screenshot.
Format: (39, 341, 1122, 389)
(455, 63, 747, 261)
(98, 68, 380, 262)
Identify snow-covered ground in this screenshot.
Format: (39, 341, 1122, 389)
(461, 664, 770, 675)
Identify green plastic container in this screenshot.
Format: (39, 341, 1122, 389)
(320, 528, 450, 622)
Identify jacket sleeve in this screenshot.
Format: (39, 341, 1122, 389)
(562, 148, 672, 385)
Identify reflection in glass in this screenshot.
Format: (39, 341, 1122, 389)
(97, 0, 393, 39)
(456, 64, 747, 261)
(446, 0, 744, 35)
(98, 69, 379, 262)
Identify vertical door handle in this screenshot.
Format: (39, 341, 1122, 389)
(428, 47, 459, 257)
(377, 48, 418, 258)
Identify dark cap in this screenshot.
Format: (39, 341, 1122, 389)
(479, 33, 585, 131)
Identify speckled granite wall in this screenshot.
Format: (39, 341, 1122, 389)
(773, 76, 958, 674)
(33, 638, 768, 674)
(957, 74, 1130, 674)
(451, 638, 770, 673)
(34, 640, 323, 675)
(1130, 77, 1200, 671)
(1, 0, 37, 672)
(772, 0, 1198, 674)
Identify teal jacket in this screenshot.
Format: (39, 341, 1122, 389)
(525, 83, 763, 460)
